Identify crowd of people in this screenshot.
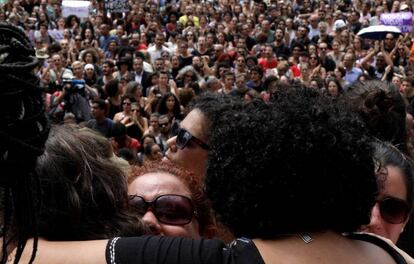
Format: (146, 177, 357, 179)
(1, 0, 414, 262)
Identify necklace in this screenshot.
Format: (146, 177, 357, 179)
(299, 233, 313, 244)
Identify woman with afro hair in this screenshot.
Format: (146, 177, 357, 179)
(11, 88, 414, 263)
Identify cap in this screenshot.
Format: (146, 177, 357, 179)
(400, 4, 409, 11)
(35, 47, 49, 59)
(84, 63, 94, 70)
(333, 19, 347, 31)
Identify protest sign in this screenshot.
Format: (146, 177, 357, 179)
(380, 12, 413, 33)
(105, 0, 129, 13)
(62, 1, 90, 18)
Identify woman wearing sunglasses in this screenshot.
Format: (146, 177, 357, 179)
(361, 141, 413, 244)
(10, 89, 414, 263)
(127, 162, 216, 239)
(165, 93, 240, 180)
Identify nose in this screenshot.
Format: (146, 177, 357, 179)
(362, 204, 386, 236)
(142, 211, 162, 235)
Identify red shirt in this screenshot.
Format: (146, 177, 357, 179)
(258, 58, 278, 71)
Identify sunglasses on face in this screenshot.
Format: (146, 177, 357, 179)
(129, 194, 196, 225)
(377, 196, 410, 224)
(176, 127, 209, 150)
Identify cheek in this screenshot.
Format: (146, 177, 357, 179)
(384, 222, 406, 244)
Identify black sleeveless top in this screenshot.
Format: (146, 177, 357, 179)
(106, 234, 408, 264)
(107, 99, 122, 120)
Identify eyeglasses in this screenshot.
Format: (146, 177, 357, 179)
(129, 194, 197, 225)
(377, 196, 410, 224)
(176, 127, 209, 150)
(319, 47, 327, 50)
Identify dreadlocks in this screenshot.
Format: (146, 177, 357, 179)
(0, 23, 50, 263)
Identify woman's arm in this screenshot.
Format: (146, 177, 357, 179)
(7, 239, 108, 264)
(9, 236, 226, 264)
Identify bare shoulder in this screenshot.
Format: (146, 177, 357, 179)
(253, 232, 405, 264)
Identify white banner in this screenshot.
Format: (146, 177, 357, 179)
(62, 1, 90, 18)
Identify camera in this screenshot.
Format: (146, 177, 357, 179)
(62, 78, 85, 93)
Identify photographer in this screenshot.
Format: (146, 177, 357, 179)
(51, 61, 97, 123)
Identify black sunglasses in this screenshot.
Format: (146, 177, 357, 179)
(377, 196, 410, 224)
(176, 127, 209, 150)
(129, 194, 196, 225)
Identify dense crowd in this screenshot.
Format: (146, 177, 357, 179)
(1, 0, 414, 262)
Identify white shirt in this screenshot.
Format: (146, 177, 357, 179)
(147, 45, 171, 64)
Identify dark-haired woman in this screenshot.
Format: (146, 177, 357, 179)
(80, 27, 99, 49)
(326, 77, 343, 97)
(13, 89, 414, 264)
(105, 79, 123, 120)
(309, 54, 327, 80)
(142, 143, 163, 163)
(361, 141, 413, 244)
(113, 95, 136, 125)
(125, 102, 148, 141)
(156, 92, 182, 121)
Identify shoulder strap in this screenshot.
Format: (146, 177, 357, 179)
(346, 233, 407, 264)
(227, 238, 265, 264)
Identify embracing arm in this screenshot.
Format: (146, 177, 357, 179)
(9, 236, 226, 264)
(7, 239, 108, 264)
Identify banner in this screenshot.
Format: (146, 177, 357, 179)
(105, 0, 129, 13)
(62, 1, 90, 18)
(380, 12, 412, 33)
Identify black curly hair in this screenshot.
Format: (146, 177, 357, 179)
(205, 88, 378, 239)
(0, 23, 50, 263)
(188, 93, 243, 140)
(345, 80, 407, 154)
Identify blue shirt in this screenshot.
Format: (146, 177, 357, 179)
(344, 67, 363, 90)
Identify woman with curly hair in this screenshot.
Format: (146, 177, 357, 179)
(128, 161, 217, 238)
(13, 89, 414, 263)
(80, 27, 99, 49)
(175, 65, 203, 89)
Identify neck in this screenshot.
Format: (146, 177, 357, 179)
(96, 115, 106, 122)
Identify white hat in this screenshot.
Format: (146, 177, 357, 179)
(400, 4, 410, 11)
(84, 63, 94, 70)
(35, 47, 49, 59)
(333, 19, 347, 31)
(62, 71, 74, 80)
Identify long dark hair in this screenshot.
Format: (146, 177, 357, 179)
(156, 92, 181, 119)
(374, 140, 414, 210)
(0, 22, 50, 263)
